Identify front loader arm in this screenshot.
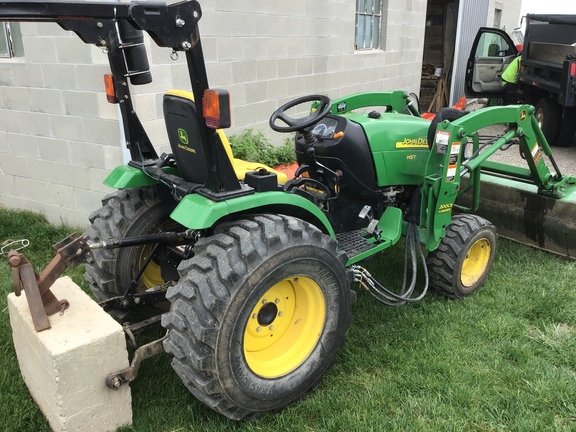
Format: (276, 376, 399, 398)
(420, 104, 576, 251)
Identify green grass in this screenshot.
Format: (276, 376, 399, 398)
(1, 207, 576, 431)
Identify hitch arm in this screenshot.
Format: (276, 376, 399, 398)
(7, 233, 93, 331)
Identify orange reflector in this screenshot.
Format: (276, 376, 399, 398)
(570, 62, 576, 77)
(103, 74, 117, 104)
(202, 89, 231, 129)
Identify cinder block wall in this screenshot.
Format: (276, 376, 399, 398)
(0, 0, 427, 227)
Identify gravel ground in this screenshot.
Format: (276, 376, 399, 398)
(465, 100, 576, 175)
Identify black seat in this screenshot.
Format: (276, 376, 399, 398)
(163, 91, 209, 184)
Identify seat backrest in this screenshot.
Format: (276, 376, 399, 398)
(488, 43, 500, 57)
(163, 90, 208, 184)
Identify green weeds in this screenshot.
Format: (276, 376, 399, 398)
(229, 128, 296, 166)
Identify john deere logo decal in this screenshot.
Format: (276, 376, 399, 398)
(178, 128, 189, 145)
(520, 110, 527, 122)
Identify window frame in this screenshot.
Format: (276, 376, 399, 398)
(0, 22, 23, 58)
(0, 22, 11, 58)
(355, 0, 383, 51)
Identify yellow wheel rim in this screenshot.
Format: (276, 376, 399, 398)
(243, 276, 326, 378)
(461, 239, 491, 287)
(139, 243, 165, 288)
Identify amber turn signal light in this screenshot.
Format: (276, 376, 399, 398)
(202, 89, 231, 129)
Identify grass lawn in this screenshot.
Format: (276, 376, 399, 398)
(1, 207, 575, 431)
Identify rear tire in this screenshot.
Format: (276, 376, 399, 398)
(427, 214, 496, 299)
(83, 186, 179, 319)
(535, 98, 561, 146)
(162, 214, 353, 420)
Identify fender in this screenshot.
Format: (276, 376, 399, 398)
(103, 165, 180, 189)
(170, 191, 336, 237)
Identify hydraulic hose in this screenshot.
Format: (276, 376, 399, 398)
(351, 222, 429, 306)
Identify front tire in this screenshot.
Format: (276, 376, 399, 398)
(162, 214, 353, 420)
(427, 214, 496, 299)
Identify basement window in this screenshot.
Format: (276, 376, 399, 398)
(0, 22, 24, 58)
(355, 0, 383, 50)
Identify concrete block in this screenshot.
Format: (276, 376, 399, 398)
(233, 60, 257, 85)
(217, 38, 246, 62)
(30, 88, 64, 115)
(63, 91, 100, 118)
(67, 141, 106, 169)
(73, 187, 104, 215)
(37, 136, 71, 164)
(0, 109, 21, 134)
(296, 57, 313, 76)
(245, 81, 267, 104)
(256, 59, 278, 81)
(6, 132, 40, 158)
(7, 276, 132, 432)
(267, 79, 287, 100)
(277, 58, 296, 78)
(43, 64, 78, 91)
(206, 61, 234, 86)
(22, 112, 53, 138)
(82, 118, 121, 146)
(23, 35, 58, 64)
(226, 82, 247, 106)
(243, 38, 268, 60)
(50, 115, 84, 142)
(0, 131, 7, 153)
(0, 84, 31, 112)
(55, 37, 93, 65)
(73, 64, 112, 93)
(11, 64, 45, 88)
(1, 154, 30, 178)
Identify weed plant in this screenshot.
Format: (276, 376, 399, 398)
(229, 128, 296, 166)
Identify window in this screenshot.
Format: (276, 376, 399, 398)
(355, 0, 383, 50)
(0, 22, 23, 58)
(493, 9, 502, 29)
(475, 32, 512, 58)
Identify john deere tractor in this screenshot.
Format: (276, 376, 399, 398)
(3, 0, 576, 421)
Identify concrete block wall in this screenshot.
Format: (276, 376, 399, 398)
(0, 22, 125, 227)
(0, 0, 427, 227)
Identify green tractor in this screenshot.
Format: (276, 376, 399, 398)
(3, 0, 576, 421)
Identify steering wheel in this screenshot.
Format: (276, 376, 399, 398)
(269, 95, 332, 133)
